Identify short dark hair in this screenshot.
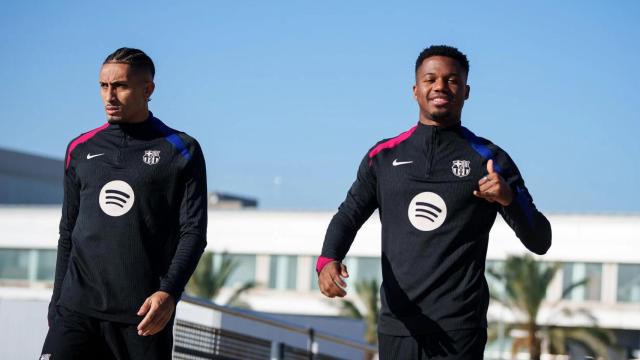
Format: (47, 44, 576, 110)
(415, 45, 469, 76)
(103, 47, 155, 79)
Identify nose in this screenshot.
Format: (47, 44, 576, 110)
(106, 85, 117, 102)
(433, 77, 446, 91)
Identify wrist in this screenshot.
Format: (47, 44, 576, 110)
(316, 256, 337, 274)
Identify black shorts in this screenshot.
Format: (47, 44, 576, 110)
(40, 305, 173, 360)
(378, 329, 487, 360)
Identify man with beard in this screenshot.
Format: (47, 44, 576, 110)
(41, 48, 208, 359)
(317, 45, 551, 359)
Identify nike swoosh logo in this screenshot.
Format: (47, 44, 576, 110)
(392, 159, 413, 166)
(87, 153, 105, 159)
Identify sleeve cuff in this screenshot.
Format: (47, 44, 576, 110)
(316, 256, 337, 274)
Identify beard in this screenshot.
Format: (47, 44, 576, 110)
(107, 115, 124, 123)
(427, 108, 456, 122)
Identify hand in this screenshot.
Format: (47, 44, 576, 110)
(473, 159, 513, 206)
(318, 261, 349, 298)
(136, 291, 175, 336)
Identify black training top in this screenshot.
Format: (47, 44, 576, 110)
(48, 112, 208, 325)
(319, 121, 551, 335)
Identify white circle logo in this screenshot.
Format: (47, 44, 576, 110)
(408, 192, 447, 231)
(99, 180, 135, 217)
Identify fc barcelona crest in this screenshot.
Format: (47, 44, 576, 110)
(451, 160, 470, 177)
(143, 150, 161, 165)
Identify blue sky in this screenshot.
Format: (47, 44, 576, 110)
(1, 0, 638, 211)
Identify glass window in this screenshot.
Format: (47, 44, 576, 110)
(224, 254, 256, 288)
(310, 260, 320, 291)
(269, 255, 297, 290)
(354, 257, 382, 285)
(562, 263, 602, 301)
(617, 264, 640, 303)
(36, 249, 57, 281)
(0, 249, 30, 280)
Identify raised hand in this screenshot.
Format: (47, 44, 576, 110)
(473, 159, 513, 206)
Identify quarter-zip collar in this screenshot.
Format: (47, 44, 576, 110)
(105, 112, 161, 140)
(412, 121, 462, 177)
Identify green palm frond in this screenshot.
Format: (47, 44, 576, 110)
(491, 255, 617, 360)
(341, 279, 379, 344)
(186, 252, 256, 306)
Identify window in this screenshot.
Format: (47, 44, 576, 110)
(0, 249, 30, 280)
(618, 264, 640, 303)
(310, 257, 383, 291)
(36, 249, 57, 281)
(310, 261, 320, 290)
(562, 263, 602, 301)
(353, 257, 382, 285)
(224, 254, 256, 288)
(269, 255, 297, 290)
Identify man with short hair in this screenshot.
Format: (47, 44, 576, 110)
(317, 45, 551, 359)
(41, 47, 208, 359)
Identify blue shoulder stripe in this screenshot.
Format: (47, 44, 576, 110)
(460, 126, 503, 174)
(151, 118, 192, 161)
(461, 126, 534, 225)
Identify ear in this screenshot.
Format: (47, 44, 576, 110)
(145, 81, 155, 100)
(412, 84, 418, 101)
(464, 84, 470, 100)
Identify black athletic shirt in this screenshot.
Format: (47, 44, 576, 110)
(318, 121, 551, 335)
(48, 112, 208, 325)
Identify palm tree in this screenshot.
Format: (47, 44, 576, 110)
(487, 255, 615, 360)
(186, 251, 256, 307)
(340, 279, 379, 344)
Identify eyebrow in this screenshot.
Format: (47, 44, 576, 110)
(421, 72, 461, 78)
(99, 80, 129, 85)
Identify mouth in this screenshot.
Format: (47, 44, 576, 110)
(429, 96, 450, 107)
(105, 105, 121, 115)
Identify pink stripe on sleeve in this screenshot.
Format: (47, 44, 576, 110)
(65, 123, 109, 169)
(316, 256, 337, 274)
(367, 125, 417, 164)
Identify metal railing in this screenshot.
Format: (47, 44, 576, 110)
(173, 295, 377, 360)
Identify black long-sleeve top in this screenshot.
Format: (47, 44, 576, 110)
(48, 112, 208, 325)
(319, 122, 551, 335)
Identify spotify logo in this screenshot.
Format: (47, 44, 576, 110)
(408, 192, 447, 231)
(99, 180, 135, 217)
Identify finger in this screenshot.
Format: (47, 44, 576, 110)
(137, 304, 158, 333)
(473, 190, 490, 200)
(144, 311, 171, 336)
(478, 178, 496, 192)
(473, 189, 496, 202)
(137, 298, 151, 316)
(479, 183, 501, 198)
(332, 273, 347, 288)
(328, 282, 347, 297)
(320, 278, 347, 297)
(481, 175, 505, 192)
(340, 264, 349, 278)
(142, 307, 168, 335)
(487, 159, 495, 174)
